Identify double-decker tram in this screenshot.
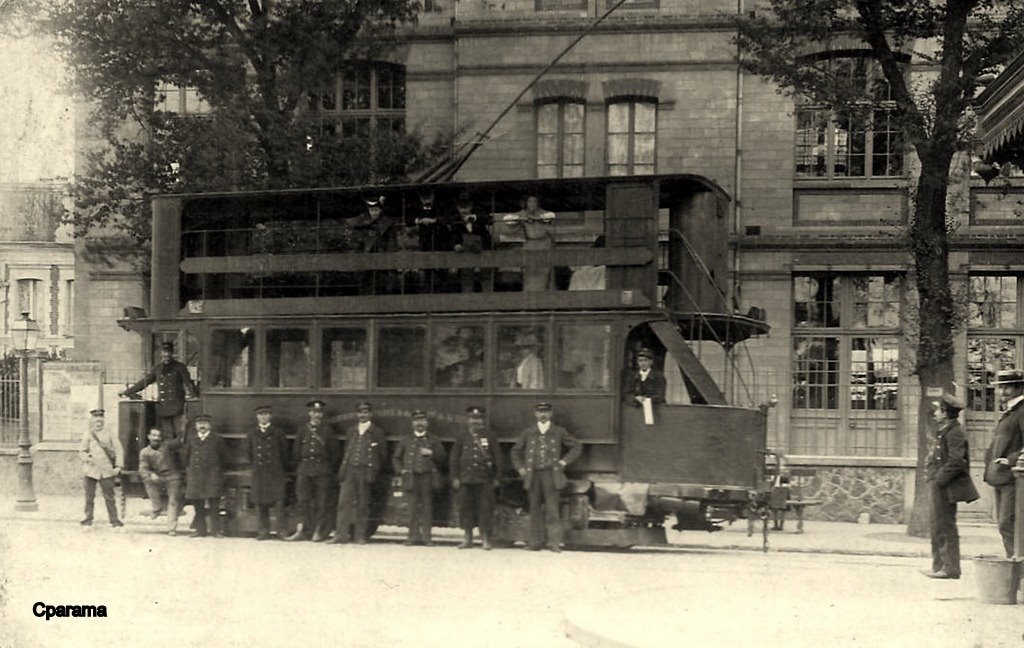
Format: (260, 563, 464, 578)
(119, 173, 771, 548)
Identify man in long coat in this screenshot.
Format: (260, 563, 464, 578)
(287, 400, 338, 542)
(450, 405, 503, 549)
(330, 401, 388, 544)
(120, 341, 198, 441)
(248, 405, 289, 540)
(79, 408, 124, 527)
(393, 411, 447, 546)
(512, 402, 582, 552)
(922, 390, 978, 579)
(984, 369, 1024, 557)
(183, 414, 228, 538)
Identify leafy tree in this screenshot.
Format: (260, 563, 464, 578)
(737, 0, 1024, 534)
(47, 0, 453, 259)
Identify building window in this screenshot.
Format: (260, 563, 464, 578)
(311, 63, 405, 139)
(537, 100, 585, 179)
(15, 278, 42, 321)
(969, 275, 1019, 329)
(607, 98, 656, 175)
(63, 279, 74, 336)
(156, 83, 211, 114)
(794, 55, 903, 178)
(790, 273, 903, 456)
(966, 274, 1023, 413)
(536, 0, 587, 10)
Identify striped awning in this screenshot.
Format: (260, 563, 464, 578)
(976, 50, 1024, 159)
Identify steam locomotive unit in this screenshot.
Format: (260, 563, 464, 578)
(118, 173, 774, 548)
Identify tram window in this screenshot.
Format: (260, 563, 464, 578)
(210, 328, 255, 388)
(555, 324, 611, 390)
(495, 325, 547, 390)
(432, 325, 484, 389)
(377, 326, 426, 388)
(322, 327, 368, 389)
(266, 328, 311, 388)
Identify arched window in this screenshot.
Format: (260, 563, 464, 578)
(536, 99, 585, 178)
(795, 53, 904, 178)
(310, 62, 406, 139)
(606, 97, 657, 175)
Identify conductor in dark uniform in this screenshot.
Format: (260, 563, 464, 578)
(248, 405, 289, 541)
(983, 369, 1024, 557)
(451, 405, 502, 549)
(183, 414, 228, 538)
(512, 402, 582, 552)
(120, 341, 199, 440)
(286, 400, 338, 542)
(331, 401, 388, 544)
(393, 410, 447, 546)
(623, 348, 666, 407)
(922, 389, 978, 579)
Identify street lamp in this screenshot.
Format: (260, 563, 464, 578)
(12, 311, 40, 512)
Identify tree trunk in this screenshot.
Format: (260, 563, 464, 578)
(905, 148, 957, 537)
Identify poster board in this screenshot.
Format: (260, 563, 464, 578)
(41, 362, 103, 442)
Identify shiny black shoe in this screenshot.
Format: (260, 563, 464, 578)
(111, 521, 124, 528)
(80, 519, 93, 526)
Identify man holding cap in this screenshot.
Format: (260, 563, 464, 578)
(119, 341, 198, 441)
(393, 410, 447, 546)
(79, 408, 124, 528)
(332, 402, 388, 544)
(983, 369, 1024, 557)
(451, 406, 503, 549)
(248, 405, 289, 541)
(623, 348, 666, 407)
(922, 388, 977, 579)
(287, 400, 338, 542)
(512, 402, 582, 552)
(183, 414, 228, 538)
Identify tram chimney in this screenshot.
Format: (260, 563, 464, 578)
(665, 190, 729, 315)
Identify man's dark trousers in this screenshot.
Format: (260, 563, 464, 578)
(929, 483, 960, 575)
(83, 476, 119, 523)
(336, 466, 373, 542)
(527, 469, 562, 549)
(994, 483, 1015, 557)
(408, 473, 433, 543)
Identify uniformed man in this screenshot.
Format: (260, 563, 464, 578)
(330, 401, 388, 544)
(183, 413, 228, 538)
(983, 369, 1024, 557)
(623, 348, 666, 407)
(79, 408, 124, 528)
(287, 400, 338, 542)
(248, 405, 289, 541)
(512, 402, 582, 552)
(393, 410, 447, 546)
(450, 405, 502, 550)
(119, 341, 198, 441)
(922, 389, 978, 579)
(138, 427, 184, 536)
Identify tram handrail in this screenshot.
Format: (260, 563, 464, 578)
(657, 268, 754, 404)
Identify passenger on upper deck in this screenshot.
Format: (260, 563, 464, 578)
(412, 190, 451, 293)
(450, 193, 493, 293)
(568, 235, 607, 292)
(352, 195, 398, 254)
(503, 195, 555, 292)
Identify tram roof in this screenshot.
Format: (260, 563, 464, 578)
(157, 173, 731, 208)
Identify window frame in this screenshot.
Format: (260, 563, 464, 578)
(318, 322, 372, 392)
(311, 62, 406, 141)
(552, 320, 614, 394)
(605, 96, 658, 176)
(965, 273, 1024, 413)
(263, 325, 314, 390)
(535, 98, 586, 179)
(492, 320, 553, 394)
(206, 323, 259, 392)
(374, 322, 429, 391)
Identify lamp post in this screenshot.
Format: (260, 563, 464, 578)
(12, 311, 40, 512)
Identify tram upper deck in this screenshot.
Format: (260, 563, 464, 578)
(150, 174, 740, 330)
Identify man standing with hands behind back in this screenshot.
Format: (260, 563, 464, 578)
(984, 369, 1024, 557)
(512, 402, 581, 552)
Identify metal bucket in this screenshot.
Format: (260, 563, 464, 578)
(973, 556, 1021, 605)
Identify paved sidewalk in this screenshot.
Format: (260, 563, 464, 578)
(0, 492, 1009, 558)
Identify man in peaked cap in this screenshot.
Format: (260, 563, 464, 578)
(451, 406, 503, 549)
(922, 387, 978, 579)
(623, 347, 666, 408)
(248, 405, 289, 540)
(331, 401, 388, 544)
(79, 408, 124, 528)
(183, 413, 228, 538)
(287, 400, 338, 542)
(984, 369, 1024, 557)
(120, 340, 199, 441)
(393, 410, 447, 546)
(511, 402, 581, 552)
